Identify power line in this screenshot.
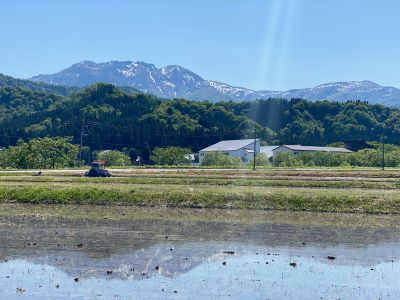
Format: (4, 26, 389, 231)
(0, 119, 260, 152)
(62, 120, 255, 138)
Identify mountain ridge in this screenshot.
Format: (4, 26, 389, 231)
(30, 60, 400, 106)
(0, 73, 79, 96)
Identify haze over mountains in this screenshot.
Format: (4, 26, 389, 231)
(30, 60, 400, 106)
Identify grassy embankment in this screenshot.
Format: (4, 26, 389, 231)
(0, 168, 400, 214)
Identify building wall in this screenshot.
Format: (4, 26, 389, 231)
(199, 140, 260, 165)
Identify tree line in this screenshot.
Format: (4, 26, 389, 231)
(0, 138, 397, 168)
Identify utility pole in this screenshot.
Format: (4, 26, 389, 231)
(381, 123, 385, 171)
(381, 135, 385, 171)
(78, 118, 85, 167)
(253, 128, 257, 171)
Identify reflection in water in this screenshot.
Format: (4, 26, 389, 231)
(0, 208, 399, 299)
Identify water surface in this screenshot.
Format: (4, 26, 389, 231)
(0, 206, 399, 299)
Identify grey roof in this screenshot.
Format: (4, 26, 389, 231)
(98, 150, 112, 154)
(200, 139, 260, 152)
(275, 145, 352, 153)
(260, 146, 280, 158)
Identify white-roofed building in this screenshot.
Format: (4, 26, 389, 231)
(199, 139, 260, 165)
(272, 145, 352, 160)
(260, 145, 280, 160)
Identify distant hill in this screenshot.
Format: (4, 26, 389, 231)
(0, 73, 79, 96)
(31, 60, 400, 106)
(1, 81, 400, 158)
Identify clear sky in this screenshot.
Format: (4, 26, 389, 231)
(1, 0, 400, 90)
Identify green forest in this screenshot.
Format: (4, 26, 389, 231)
(1, 78, 399, 163)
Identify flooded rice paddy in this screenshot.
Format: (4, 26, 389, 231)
(0, 206, 399, 299)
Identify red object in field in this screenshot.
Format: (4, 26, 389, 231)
(85, 161, 112, 177)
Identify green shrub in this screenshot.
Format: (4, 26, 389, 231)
(150, 146, 192, 166)
(272, 152, 301, 167)
(201, 152, 242, 167)
(97, 150, 132, 166)
(247, 153, 270, 167)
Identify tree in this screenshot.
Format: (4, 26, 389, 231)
(201, 152, 242, 167)
(150, 147, 192, 166)
(97, 150, 132, 166)
(384, 150, 400, 167)
(247, 153, 270, 167)
(297, 152, 348, 167)
(347, 149, 381, 167)
(272, 152, 301, 167)
(0, 137, 79, 169)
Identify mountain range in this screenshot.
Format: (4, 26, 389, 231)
(29, 60, 400, 106)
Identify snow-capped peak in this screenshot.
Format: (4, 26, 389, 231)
(30, 61, 400, 106)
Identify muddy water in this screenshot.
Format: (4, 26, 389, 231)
(0, 207, 399, 299)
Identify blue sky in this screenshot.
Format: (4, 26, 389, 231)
(1, 0, 400, 90)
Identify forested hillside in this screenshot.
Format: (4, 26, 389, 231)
(0, 83, 259, 160)
(1, 81, 399, 161)
(224, 99, 398, 145)
(0, 73, 79, 96)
